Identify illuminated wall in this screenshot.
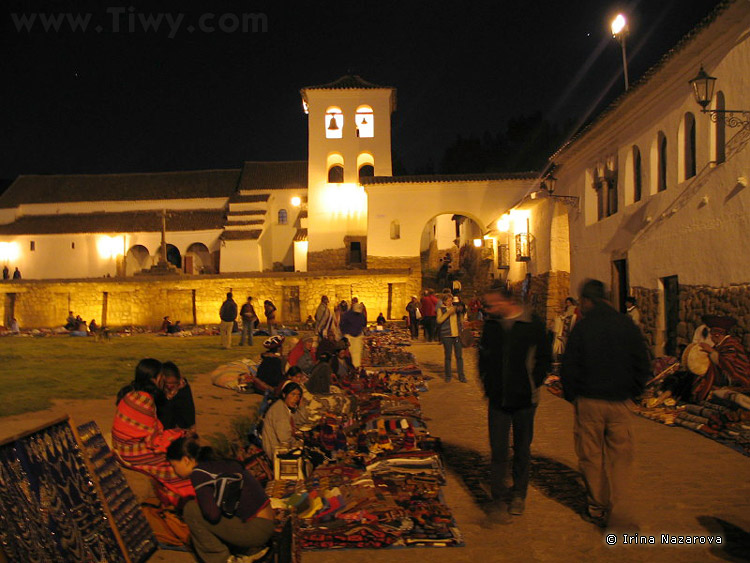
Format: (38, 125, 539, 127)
(303, 86, 395, 257)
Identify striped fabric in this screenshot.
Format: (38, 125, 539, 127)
(112, 390, 195, 505)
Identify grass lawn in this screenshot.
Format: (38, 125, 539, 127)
(0, 334, 264, 417)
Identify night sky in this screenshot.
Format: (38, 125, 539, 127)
(1, 0, 723, 183)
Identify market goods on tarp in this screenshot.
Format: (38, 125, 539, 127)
(263, 330, 463, 551)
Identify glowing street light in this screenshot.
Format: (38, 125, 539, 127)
(291, 196, 302, 207)
(611, 13, 629, 91)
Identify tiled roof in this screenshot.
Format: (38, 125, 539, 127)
(225, 220, 264, 226)
(302, 75, 393, 91)
(227, 210, 266, 216)
(230, 194, 270, 203)
(0, 209, 225, 235)
(220, 229, 262, 241)
(238, 161, 308, 192)
(0, 169, 241, 209)
(361, 172, 538, 185)
(293, 228, 308, 242)
(552, 0, 734, 160)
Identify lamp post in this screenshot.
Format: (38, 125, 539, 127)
(688, 66, 750, 128)
(611, 14, 629, 91)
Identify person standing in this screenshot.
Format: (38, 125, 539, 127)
(12, 267, 21, 280)
(239, 296, 258, 346)
(219, 292, 237, 349)
(340, 302, 367, 368)
(625, 297, 642, 330)
(479, 284, 551, 522)
(405, 296, 421, 340)
(420, 289, 439, 342)
(560, 279, 650, 531)
(2, 265, 8, 280)
(437, 294, 467, 383)
(314, 295, 332, 339)
(263, 300, 277, 336)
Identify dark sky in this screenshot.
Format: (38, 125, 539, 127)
(1, 0, 723, 180)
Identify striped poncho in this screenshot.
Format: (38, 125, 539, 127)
(112, 390, 195, 505)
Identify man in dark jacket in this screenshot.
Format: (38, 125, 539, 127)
(219, 292, 238, 349)
(479, 284, 551, 522)
(560, 279, 650, 531)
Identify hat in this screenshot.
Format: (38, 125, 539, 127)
(263, 335, 285, 349)
(681, 343, 711, 376)
(702, 315, 736, 331)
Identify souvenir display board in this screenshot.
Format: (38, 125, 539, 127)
(77, 421, 159, 562)
(266, 331, 463, 551)
(0, 417, 130, 562)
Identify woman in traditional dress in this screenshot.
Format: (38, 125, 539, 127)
(112, 358, 194, 506)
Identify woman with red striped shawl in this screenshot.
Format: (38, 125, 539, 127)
(693, 315, 750, 402)
(113, 358, 195, 506)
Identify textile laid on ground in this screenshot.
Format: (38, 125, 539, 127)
(364, 328, 416, 367)
(210, 359, 260, 393)
(596, 357, 750, 456)
(0, 418, 127, 561)
(264, 330, 463, 551)
(77, 420, 158, 562)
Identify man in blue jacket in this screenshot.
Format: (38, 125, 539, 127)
(219, 292, 238, 349)
(479, 283, 551, 522)
(561, 279, 650, 531)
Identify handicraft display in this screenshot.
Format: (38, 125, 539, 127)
(0, 417, 127, 562)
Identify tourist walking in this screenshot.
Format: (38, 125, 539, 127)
(479, 284, 551, 523)
(560, 279, 650, 531)
(420, 289, 439, 342)
(239, 296, 258, 346)
(436, 294, 466, 383)
(405, 296, 421, 339)
(219, 292, 238, 349)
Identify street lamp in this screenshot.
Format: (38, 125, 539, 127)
(688, 66, 750, 128)
(611, 13, 629, 91)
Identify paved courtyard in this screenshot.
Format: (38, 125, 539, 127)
(3, 340, 747, 562)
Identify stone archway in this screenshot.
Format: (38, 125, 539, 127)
(420, 213, 485, 293)
(125, 244, 151, 276)
(185, 242, 213, 274)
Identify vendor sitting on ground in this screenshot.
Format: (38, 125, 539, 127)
(167, 320, 183, 334)
(376, 312, 386, 327)
(261, 381, 304, 460)
(331, 339, 354, 379)
(157, 361, 196, 432)
(256, 336, 286, 392)
(112, 358, 194, 507)
(160, 316, 172, 333)
(306, 351, 334, 394)
(64, 311, 76, 331)
(288, 336, 318, 374)
(692, 315, 750, 402)
(166, 437, 274, 563)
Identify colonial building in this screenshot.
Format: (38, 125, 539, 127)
(508, 0, 750, 354)
(0, 77, 536, 327)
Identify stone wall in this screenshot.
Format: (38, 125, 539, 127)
(631, 283, 750, 354)
(367, 256, 421, 271)
(632, 287, 660, 350)
(0, 268, 421, 329)
(308, 248, 349, 271)
(678, 284, 750, 352)
(509, 270, 571, 329)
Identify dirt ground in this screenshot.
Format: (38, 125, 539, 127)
(2, 342, 749, 562)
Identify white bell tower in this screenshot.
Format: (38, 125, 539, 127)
(300, 75, 396, 270)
